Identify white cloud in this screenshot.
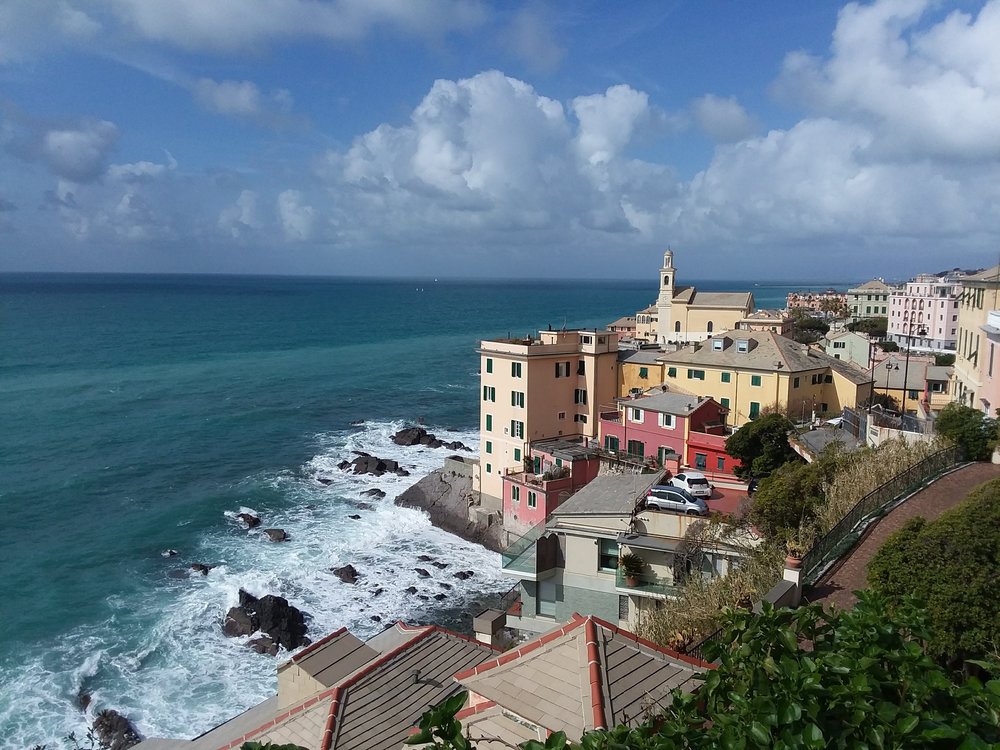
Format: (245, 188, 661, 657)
(501, 6, 565, 73)
(108, 0, 488, 53)
(0, 1, 99, 63)
(572, 85, 651, 166)
(691, 94, 758, 143)
(277, 190, 315, 240)
(40, 119, 120, 183)
(218, 190, 261, 239)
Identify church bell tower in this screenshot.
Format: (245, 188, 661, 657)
(656, 248, 675, 344)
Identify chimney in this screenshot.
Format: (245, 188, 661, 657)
(472, 609, 507, 648)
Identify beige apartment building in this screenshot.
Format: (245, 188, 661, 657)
(656, 331, 872, 427)
(847, 279, 895, 322)
(954, 265, 1000, 411)
(735, 309, 792, 336)
(634, 304, 658, 342)
(477, 329, 619, 502)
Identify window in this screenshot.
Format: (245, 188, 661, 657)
(580, 335, 593, 344)
(574, 388, 588, 405)
(604, 435, 620, 451)
(555, 361, 570, 378)
(485, 414, 492, 431)
(908, 389, 919, 400)
(511, 485, 520, 502)
(811, 374, 822, 385)
(527, 491, 537, 509)
(793, 377, 800, 388)
(821, 403, 829, 412)
(695, 453, 707, 470)
(618, 595, 629, 620)
(514, 448, 521, 462)
(833, 341, 845, 349)
(574, 414, 588, 424)
(674, 321, 681, 333)
(707, 321, 714, 333)
(639, 366, 648, 379)
(657, 446, 672, 465)
(485, 463, 491, 474)
(555, 458, 562, 467)
(558, 411, 566, 420)
(482, 385, 496, 402)
(717, 456, 726, 471)
(485, 358, 493, 373)
(667, 367, 677, 378)
(721, 371, 731, 383)
(720, 397, 730, 408)
(824, 374, 833, 384)
(485, 441, 492, 454)
(750, 375, 761, 387)
(511, 361, 522, 378)
(712, 339, 724, 351)
(687, 369, 705, 380)
(627, 440, 644, 457)
(736, 339, 749, 353)
(537, 580, 556, 617)
(598, 539, 618, 571)
(577, 360, 586, 376)
(510, 420, 524, 438)
(749, 401, 760, 419)
(511, 390, 525, 408)
(629, 407, 643, 423)
(658, 412, 675, 429)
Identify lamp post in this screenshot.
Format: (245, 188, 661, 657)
(900, 320, 928, 417)
(884, 360, 899, 404)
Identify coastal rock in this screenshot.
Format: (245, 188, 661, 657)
(370, 615, 382, 622)
(372, 588, 384, 598)
(237, 513, 261, 529)
(222, 606, 257, 637)
(161, 549, 179, 558)
(350, 419, 365, 426)
(434, 593, 447, 601)
(337, 460, 350, 470)
(263, 528, 289, 542)
(417, 594, 429, 601)
(391, 426, 433, 446)
(405, 586, 418, 594)
(316, 476, 333, 486)
(417, 555, 435, 562)
(92, 709, 142, 750)
(438, 582, 452, 590)
(346, 453, 410, 477)
(247, 636, 279, 657)
(190, 564, 212, 576)
(453, 571, 474, 580)
(222, 589, 309, 650)
(396, 469, 504, 552)
(361, 488, 386, 499)
(78, 691, 92, 711)
(431, 561, 448, 569)
(355, 502, 372, 511)
(414, 568, 431, 578)
(332, 564, 360, 584)
(348, 514, 361, 520)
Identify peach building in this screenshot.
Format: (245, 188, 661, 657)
(977, 310, 1000, 416)
(954, 265, 1000, 411)
(477, 329, 619, 503)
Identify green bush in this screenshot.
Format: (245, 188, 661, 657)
(724, 413, 800, 480)
(934, 402, 997, 461)
(868, 477, 1000, 665)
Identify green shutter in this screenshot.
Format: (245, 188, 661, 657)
(485, 414, 492, 431)
(667, 367, 677, 378)
(749, 402, 760, 419)
(751, 375, 761, 386)
(486, 358, 493, 373)
(514, 448, 521, 462)
(721, 371, 731, 383)
(639, 367, 648, 379)
(721, 397, 730, 408)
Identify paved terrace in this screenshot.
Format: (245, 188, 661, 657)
(805, 462, 1000, 611)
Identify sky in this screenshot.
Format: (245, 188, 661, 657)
(1, 0, 999, 281)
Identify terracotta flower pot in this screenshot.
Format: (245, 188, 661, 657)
(785, 554, 803, 570)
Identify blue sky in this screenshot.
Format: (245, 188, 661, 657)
(1, 0, 999, 281)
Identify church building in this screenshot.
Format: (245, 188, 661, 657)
(654, 249, 754, 344)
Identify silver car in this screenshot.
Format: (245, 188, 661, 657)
(645, 485, 709, 515)
(670, 471, 713, 498)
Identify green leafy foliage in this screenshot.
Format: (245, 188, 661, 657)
(406, 691, 471, 750)
(847, 316, 888, 336)
(416, 595, 1000, 749)
(934, 353, 956, 366)
(749, 459, 830, 541)
(935, 402, 997, 461)
(877, 340, 899, 352)
(724, 413, 800, 480)
(868, 478, 1000, 665)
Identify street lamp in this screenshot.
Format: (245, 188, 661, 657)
(900, 320, 928, 417)
(884, 361, 899, 404)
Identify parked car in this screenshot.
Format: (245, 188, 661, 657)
(645, 485, 709, 516)
(670, 471, 713, 498)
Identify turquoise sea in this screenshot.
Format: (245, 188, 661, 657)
(0, 274, 847, 747)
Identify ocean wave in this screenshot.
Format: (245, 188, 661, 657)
(0, 420, 500, 748)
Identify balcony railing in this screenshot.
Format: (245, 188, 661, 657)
(615, 569, 682, 599)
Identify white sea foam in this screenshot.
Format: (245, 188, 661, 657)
(0, 421, 502, 748)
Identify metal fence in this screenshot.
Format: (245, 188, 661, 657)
(799, 444, 961, 584)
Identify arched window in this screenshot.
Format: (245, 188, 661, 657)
(674, 321, 681, 333)
(707, 321, 714, 333)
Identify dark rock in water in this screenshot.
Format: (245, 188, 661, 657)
(414, 568, 431, 578)
(453, 571, 474, 580)
(444, 441, 473, 452)
(346, 453, 410, 477)
(405, 586, 418, 594)
(247, 635, 279, 656)
(431, 561, 448, 569)
(263, 528, 289, 542)
(78, 690, 92, 711)
(350, 419, 366, 425)
(237, 513, 261, 529)
(222, 589, 309, 650)
(166, 569, 188, 580)
(438, 582, 452, 590)
(348, 514, 361, 520)
(417, 594, 429, 601)
(355, 502, 372, 511)
(337, 460, 350, 470)
(417, 554, 435, 562)
(161, 549, 179, 558)
(306, 504, 317, 510)
(392, 426, 429, 446)
(92, 708, 142, 750)
(316, 476, 333, 486)
(370, 615, 382, 622)
(372, 588, 384, 597)
(332, 564, 359, 584)
(190, 564, 212, 576)
(361, 488, 386, 499)
(434, 593, 447, 601)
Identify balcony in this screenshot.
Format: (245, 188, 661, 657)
(501, 522, 559, 581)
(505, 470, 573, 494)
(614, 569, 682, 599)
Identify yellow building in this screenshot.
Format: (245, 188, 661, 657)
(954, 265, 1000, 411)
(655, 249, 754, 343)
(736, 309, 792, 337)
(655, 331, 872, 427)
(634, 304, 658, 342)
(478, 329, 619, 502)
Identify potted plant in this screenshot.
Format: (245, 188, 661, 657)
(784, 539, 807, 570)
(619, 552, 644, 587)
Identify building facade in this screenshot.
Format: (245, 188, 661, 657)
(887, 273, 961, 352)
(735, 309, 792, 336)
(785, 289, 848, 314)
(478, 329, 619, 501)
(954, 266, 1000, 411)
(634, 304, 658, 342)
(821, 330, 872, 368)
(847, 279, 895, 322)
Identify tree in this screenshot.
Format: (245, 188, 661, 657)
(724, 413, 800, 480)
(934, 402, 997, 461)
(847, 316, 888, 337)
(935, 353, 956, 366)
(868, 478, 1000, 666)
(877, 340, 899, 352)
(862, 392, 899, 411)
(749, 459, 828, 541)
(414, 594, 1000, 750)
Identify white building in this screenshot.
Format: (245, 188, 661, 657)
(887, 273, 962, 353)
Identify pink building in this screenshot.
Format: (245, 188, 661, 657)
(598, 391, 734, 476)
(888, 273, 961, 353)
(977, 310, 1000, 415)
(501, 438, 601, 537)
